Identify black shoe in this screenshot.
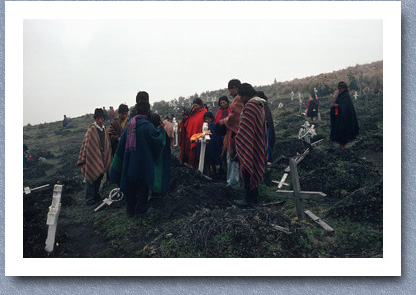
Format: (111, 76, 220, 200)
(233, 199, 253, 207)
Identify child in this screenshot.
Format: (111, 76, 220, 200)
(197, 112, 223, 176)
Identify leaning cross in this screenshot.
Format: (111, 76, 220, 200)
(275, 158, 326, 220)
(45, 184, 63, 253)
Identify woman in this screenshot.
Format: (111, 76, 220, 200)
(330, 81, 359, 149)
(214, 96, 230, 123)
(184, 98, 207, 168)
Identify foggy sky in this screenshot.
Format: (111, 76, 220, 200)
(23, 17, 382, 125)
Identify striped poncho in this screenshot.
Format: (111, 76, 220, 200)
(77, 123, 112, 184)
(235, 97, 268, 191)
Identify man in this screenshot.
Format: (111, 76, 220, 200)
(109, 101, 164, 216)
(108, 103, 129, 155)
(218, 79, 243, 187)
(330, 81, 359, 149)
(77, 108, 112, 205)
(62, 115, 68, 127)
(130, 91, 150, 119)
(234, 83, 268, 207)
(102, 106, 109, 121)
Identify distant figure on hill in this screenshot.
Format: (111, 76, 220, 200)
(330, 81, 359, 149)
(62, 115, 68, 127)
(102, 107, 109, 121)
(109, 101, 165, 217)
(108, 106, 115, 122)
(256, 91, 275, 163)
(77, 108, 112, 205)
(374, 81, 383, 95)
(23, 144, 33, 169)
(218, 79, 243, 188)
(108, 103, 129, 155)
(306, 91, 319, 121)
(235, 83, 268, 207)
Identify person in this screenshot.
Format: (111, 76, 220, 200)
(234, 83, 268, 207)
(108, 106, 115, 122)
(107, 103, 129, 155)
(256, 91, 276, 163)
(23, 144, 33, 168)
(218, 79, 243, 187)
(178, 106, 191, 164)
(77, 108, 112, 205)
(109, 101, 164, 216)
(150, 113, 172, 195)
(214, 96, 230, 123)
(162, 116, 174, 146)
(102, 107, 109, 121)
(306, 91, 319, 121)
(130, 91, 150, 119)
(62, 115, 68, 128)
(330, 81, 359, 149)
(196, 111, 222, 176)
(184, 98, 207, 169)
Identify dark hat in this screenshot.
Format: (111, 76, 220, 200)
(218, 96, 229, 105)
(94, 108, 105, 119)
(338, 81, 348, 89)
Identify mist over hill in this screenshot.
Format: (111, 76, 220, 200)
(24, 61, 382, 127)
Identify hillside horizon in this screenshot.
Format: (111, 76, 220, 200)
(24, 60, 382, 126)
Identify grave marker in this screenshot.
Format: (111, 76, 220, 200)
(45, 184, 63, 253)
(172, 117, 178, 147)
(275, 158, 326, 221)
(198, 122, 211, 173)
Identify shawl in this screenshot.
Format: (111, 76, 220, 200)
(214, 106, 230, 123)
(126, 114, 147, 152)
(221, 96, 244, 156)
(184, 107, 207, 167)
(235, 97, 268, 191)
(109, 118, 164, 192)
(330, 90, 359, 145)
(77, 123, 112, 184)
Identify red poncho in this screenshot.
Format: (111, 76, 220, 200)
(184, 107, 207, 168)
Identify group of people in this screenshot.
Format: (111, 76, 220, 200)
(77, 91, 171, 216)
(76, 79, 360, 215)
(177, 79, 275, 207)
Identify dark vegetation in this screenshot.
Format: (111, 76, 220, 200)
(23, 62, 383, 258)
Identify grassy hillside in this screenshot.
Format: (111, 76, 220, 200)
(23, 62, 383, 258)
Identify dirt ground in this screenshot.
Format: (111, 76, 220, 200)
(23, 92, 383, 258)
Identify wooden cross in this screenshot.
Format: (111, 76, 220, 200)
(275, 158, 326, 221)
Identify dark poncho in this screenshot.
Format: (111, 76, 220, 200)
(330, 90, 359, 145)
(109, 118, 164, 193)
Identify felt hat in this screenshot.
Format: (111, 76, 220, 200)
(338, 81, 348, 89)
